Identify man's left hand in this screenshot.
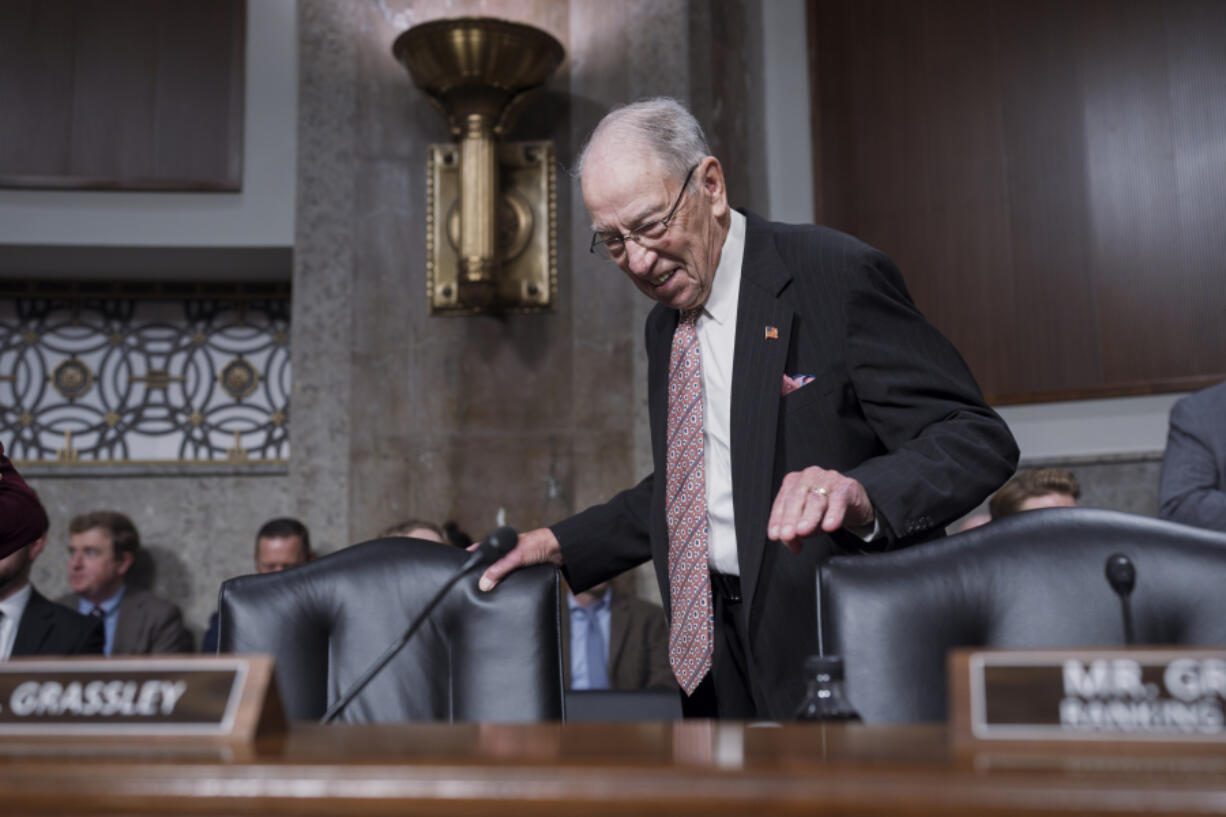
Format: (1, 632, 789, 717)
(767, 466, 874, 552)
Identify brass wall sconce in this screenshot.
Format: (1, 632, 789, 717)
(393, 18, 565, 315)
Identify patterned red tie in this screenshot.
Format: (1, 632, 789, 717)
(666, 310, 714, 695)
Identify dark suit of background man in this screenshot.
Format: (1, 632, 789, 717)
(58, 510, 194, 655)
(1160, 379, 1226, 531)
(0, 444, 104, 659)
(478, 98, 1018, 719)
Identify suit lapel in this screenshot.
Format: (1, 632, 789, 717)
(112, 589, 140, 656)
(10, 589, 54, 656)
(730, 213, 794, 625)
(606, 590, 631, 685)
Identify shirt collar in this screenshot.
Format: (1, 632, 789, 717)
(567, 586, 612, 614)
(80, 584, 125, 617)
(699, 209, 746, 327)
(0, 582, 32, 622)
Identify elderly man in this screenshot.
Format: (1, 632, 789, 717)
(480, 98, 1018, 718)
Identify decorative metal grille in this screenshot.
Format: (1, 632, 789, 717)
(0, 282, 291, 465)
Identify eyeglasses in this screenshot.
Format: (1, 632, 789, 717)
(589, 164, 699, 261)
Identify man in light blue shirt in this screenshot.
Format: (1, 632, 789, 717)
(74, 584, 124, 656)
(562, 579, 675, 692)
(567, 584, 613, 689)
(59, 511, 193, 655)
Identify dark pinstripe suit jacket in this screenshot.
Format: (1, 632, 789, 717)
(554, 211, 1018, 718)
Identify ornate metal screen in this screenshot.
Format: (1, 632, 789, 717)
(0, 282, 291, 465)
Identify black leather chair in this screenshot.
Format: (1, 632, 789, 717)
(218, 537, 564, 723)
(819, 508, 1226, 724)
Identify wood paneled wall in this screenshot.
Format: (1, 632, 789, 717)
(808, 0, 1226, 404)
(0, 0, 245, 191)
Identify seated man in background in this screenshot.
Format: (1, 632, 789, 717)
(563, 575, 676, 692)
(989, 468, 1081, 519)
(202, 516, 313, 653)
(379, 518, 447, 543)
(0, 444, 103, 658)
(59, 511, 194, 656)
(1159, 379, 1226, 532)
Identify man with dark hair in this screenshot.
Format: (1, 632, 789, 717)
(477, 98, 1018, 719)
(0, 443, 104, 659)
(253, 517, 313, 573)
(58, 511, 194, 655)
(989, 468, 1081, 519)
(201, 517, 312, 653)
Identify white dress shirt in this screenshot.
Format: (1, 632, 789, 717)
(693, 210, 746, 575)
(0, 583, 33, 660)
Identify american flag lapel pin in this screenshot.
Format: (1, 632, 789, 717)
(765, 325, 778, 340)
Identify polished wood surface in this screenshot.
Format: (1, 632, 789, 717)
(807, 0, 1226, 405)
(4, 721, 1226, 816)
(0, 0, 245, 191)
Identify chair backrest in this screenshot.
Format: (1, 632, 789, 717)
(218, 537, 564, 723)
(819, 508, 1226, 724)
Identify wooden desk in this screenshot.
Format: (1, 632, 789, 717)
(4, 721, 1226, 816)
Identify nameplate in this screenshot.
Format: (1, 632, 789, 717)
(0, 655, 284, 740)
(950, 648, 1226, 747)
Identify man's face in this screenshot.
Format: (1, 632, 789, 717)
(67, 527, 130, 603)
(255, 535, 309, 574)
(582, 143, 728, 313)
(1019, 492, 1077, 512)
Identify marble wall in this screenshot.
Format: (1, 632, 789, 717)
(26, 0, 770, 629)
(28, 467, 293, 646)
(293, 0, 773, 603)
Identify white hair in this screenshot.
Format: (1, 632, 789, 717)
(574, 97, 711, 183)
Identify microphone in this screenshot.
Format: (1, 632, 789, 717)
(321, 526, 518, 723)
(1104, 553, 1136, 646)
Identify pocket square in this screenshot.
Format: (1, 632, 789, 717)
(781, 374, 816, 395)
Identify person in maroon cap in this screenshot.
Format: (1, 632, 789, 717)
(0, 442, 49, 561)
(0, 443, 104, 659)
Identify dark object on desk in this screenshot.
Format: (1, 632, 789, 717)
(1104, 552, 1137, 646)
(819, 508, 1226, 723)
(792, 655, 860, 722)
(564, 689, 682, 722)
(218, 536, 562, 723)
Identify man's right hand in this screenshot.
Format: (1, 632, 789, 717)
(477, 527, 563, 592)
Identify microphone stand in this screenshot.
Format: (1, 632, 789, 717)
(1118, 594, 1135, 646)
